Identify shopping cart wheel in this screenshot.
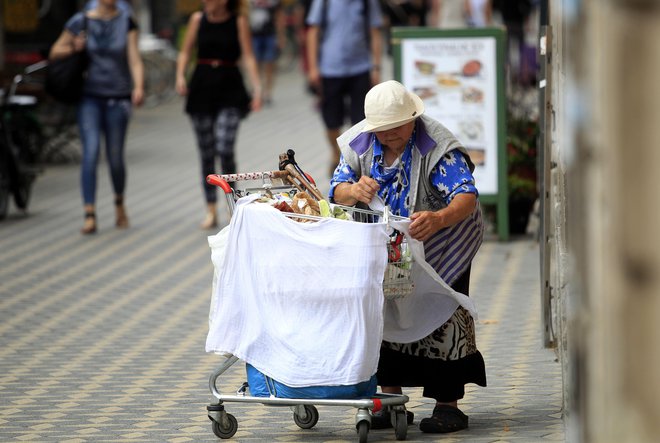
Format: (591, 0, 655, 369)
(211, 413, 238, 439)
(394, 410, 408, 440)
(293, 404, 319, 429)
(356, 420, 370, 443)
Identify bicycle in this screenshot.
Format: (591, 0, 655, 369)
(139, 35, 178, 108)
(0, 61, 47, 220)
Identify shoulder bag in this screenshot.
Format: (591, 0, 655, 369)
(45, 14, 88, 104)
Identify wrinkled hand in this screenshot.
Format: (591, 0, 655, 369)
(409, 210, 444, 242)
(350, 176, 380, 205)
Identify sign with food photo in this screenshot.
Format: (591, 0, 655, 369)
(399, 33, 501, 196)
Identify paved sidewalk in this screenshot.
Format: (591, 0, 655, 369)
(0, 65, 564, 442)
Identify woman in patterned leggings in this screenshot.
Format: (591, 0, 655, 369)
(176, 0, 262, 229)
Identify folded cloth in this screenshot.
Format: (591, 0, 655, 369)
(206, 195, 388, 387)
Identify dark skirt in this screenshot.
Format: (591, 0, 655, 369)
(376, 268, 487, 402)
(185, 65, 251, 117)
(376, 347, 486, 402)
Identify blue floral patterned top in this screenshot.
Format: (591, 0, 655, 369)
(329, 133, 478, 216)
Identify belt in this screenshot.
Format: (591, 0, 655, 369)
(197, 58, 237, 68)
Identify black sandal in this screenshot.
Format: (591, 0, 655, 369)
(419, 405, 468, 434)
(81, 211, 97, 235)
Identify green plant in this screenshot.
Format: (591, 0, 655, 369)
(506, 114, 539, 202)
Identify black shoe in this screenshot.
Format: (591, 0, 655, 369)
(419, 404, 468, 433)
(370, 409, 414, 430)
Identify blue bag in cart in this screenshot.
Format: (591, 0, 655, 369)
(246, 364, 378, 399)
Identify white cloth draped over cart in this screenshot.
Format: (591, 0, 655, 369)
(206, 195, 478, 387)
(206, 195, 388, 387)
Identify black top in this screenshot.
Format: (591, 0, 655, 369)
(185, 14, 251, 116)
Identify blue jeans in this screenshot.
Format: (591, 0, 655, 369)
(78, 96, 132, 205)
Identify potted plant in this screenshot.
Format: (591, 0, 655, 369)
(506, 112, 539, 234)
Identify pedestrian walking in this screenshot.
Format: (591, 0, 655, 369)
(176, 0, 263, 230)
(330, 80, 487, 433)
(49, 0, 145, 235)
(249, 0, 286, 105)
(428, 0, 469, 28)
(465, 0, 492, 27)
(305, 0, 383, 175)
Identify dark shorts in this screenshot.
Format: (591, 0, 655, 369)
(320, 72, 371, 130)
(252, 35, 278, 62)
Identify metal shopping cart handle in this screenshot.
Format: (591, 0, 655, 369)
(278, 149, 324, 201)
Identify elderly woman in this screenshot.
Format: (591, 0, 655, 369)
(330, 80, 486, 433)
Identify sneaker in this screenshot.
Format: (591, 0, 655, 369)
(370, 409, 414, 430)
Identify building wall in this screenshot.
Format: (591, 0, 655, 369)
(549, 0, 660, 441)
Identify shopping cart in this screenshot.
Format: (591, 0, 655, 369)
(204, 153, 414, 442)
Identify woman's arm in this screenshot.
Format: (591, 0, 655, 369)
(49, 29, 85, 60)
(306, 25, 320, 91)
(369, 25, 382, 86)
(126, 28, 144, 106)
(236, 14, 262, 111)
(274, 4, 287, 53)
(484, 0, 493, 25)
(175, 12, 201, 96)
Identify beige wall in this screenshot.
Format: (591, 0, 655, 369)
(549, 0, 660, 441)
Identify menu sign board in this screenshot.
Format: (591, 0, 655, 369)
(401, 36, 498, 194)
(393, 27, 508, 239)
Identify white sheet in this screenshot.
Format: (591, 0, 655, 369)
(206, 195, 389, 387)
(205, 195, 480, 387)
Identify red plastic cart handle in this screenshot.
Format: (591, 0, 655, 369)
(206, 174, 233, 194)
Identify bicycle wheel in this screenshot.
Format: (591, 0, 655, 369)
(11, 114, 44, 165)
(7, 107, 44, 165)
(12, 171, 33, 210)
(143, 51, 176, 108)
(0, 166, 9, 220)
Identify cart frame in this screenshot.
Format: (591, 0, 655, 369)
(205, 166, 412, 442)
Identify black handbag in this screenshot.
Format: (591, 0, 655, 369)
(45, 15, 88, 104)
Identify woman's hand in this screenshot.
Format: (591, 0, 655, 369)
(332, 176, 379, 206)
(409, 193, 477, 242)
(132, 87, 144, 107)
(175, 75, 188, 96)
(351, 176, 380, 204)
(409, 211, 444, 242)
(251, 94, 263, 112)
(346, 176, 380, 205)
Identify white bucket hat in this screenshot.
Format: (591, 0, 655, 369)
(361, 80, 425, 133)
